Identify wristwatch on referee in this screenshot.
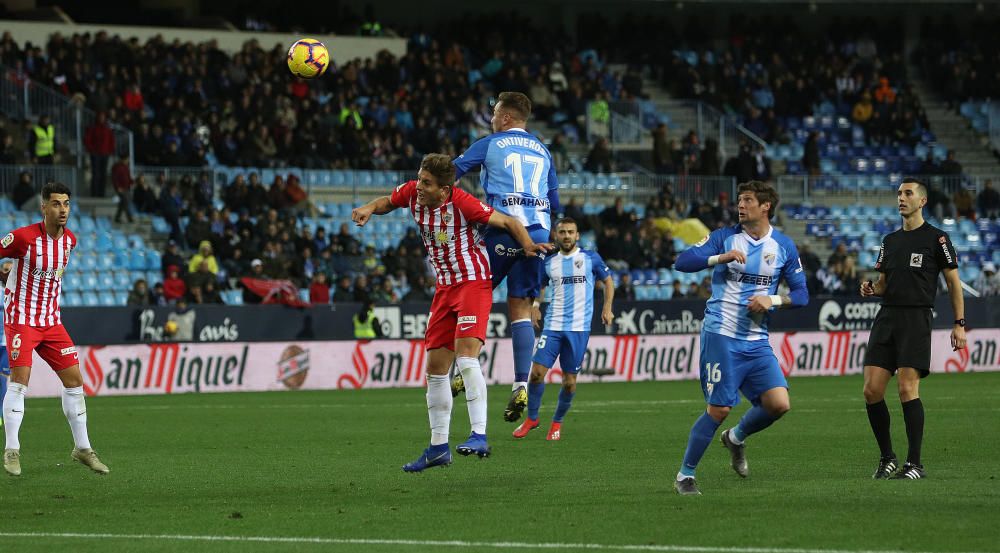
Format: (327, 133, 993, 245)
(954, 318, 966, 327)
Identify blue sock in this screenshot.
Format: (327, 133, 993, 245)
(511, 320, 534, 383)
(680, 413, 722, 476)
(734, 406, 778, 441)
(527, 381, 545, 421)
(553, 388, 575, 422)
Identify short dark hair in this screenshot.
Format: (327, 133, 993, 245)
(556, 217, 578, 228)
(497, 91, 532, 121)
(737, 180, 779, 220)
(901, 177, 928, 197)
(41, 181, 71, 200)
(420, 153, 456, 187)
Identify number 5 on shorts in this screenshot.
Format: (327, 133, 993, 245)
(537, 334, 547, 350)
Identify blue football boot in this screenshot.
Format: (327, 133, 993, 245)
(402, 444, 452, 473)
(455, 432, 492, 458)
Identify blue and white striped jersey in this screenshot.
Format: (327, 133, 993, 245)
(681, 225, 806, 340)
(542, 248, 611, 332)
(453, 128, 558, 230)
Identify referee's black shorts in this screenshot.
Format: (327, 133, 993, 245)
(863, 306, 933, 377)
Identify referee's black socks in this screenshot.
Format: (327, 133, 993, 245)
(865, 400, 895, 459)
(901, 398, 924, 466)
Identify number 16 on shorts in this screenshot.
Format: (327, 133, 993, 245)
(703, 362, 721, 400)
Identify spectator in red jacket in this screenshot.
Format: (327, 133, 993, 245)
(84, 111, 115, 197)
(111, 153, 134, 223)
(163, 265, 187, 303)
(123, 83, 144, 112)
(284, 173, 317, 217)
(309, 272, 331, 304)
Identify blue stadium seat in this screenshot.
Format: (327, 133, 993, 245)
(98, 255, 115, 271)
(129, 251, 147, 271)
(113, 271, 131, 289)
(94, 233, 113, 252)
(98, 273, 115, 290)
(82, 291, 100, 307)
(145, 250, 161, 270)
(95, 217, 112, 231)
(78, 255, 98, 271)
(113, 291, 128, 306)
(64, 291, 83, 307)
(152, 217, 171, 234)
(98, 291, 115, 306)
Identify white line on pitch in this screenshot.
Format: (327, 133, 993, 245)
(0, 532, 990, 553)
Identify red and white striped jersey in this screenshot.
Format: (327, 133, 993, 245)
(390, 181, 494, 286)
(0, 222, 76, 326)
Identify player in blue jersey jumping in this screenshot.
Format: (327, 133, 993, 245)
(452, 92, 560, 423)
(513, 217, 614, 441)
(671, 181, 809, 495)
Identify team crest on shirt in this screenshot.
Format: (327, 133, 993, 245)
(574, 259, 583, 269)
(1, 233, 12, 248)
(764, 252, 776, 266)
(442, 212, 453, 224)
(910, 253, 923, 267)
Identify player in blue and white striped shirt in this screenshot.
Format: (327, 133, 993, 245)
(513, 218, 614, 441)
(671, 181, 809, 495)
(453, 92, 560, 423)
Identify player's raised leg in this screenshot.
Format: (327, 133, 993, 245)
(404, 347, 455, 472)
(454, 335, 492, 459)
(720, 348, 791, 478)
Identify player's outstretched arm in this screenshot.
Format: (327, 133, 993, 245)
(943, 267, 967, 351)
(675, 231, 743, 272)
(351, 196, 396, 227)
(486, 211, 553, 257)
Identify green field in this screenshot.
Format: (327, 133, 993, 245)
(1, 373, 998, 553)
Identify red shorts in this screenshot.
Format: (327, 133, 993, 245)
(5, 323, 79, 371)
(424, 279, 493, 351)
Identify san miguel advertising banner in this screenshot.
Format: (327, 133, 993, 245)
(60, 296, 1000, 345)
(23, 329, 1000, 398)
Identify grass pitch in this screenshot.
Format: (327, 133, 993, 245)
(1, 373, 998, 553)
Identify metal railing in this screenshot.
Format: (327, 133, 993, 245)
(695, 102, 768, 159)
(0, 164, 81, 197)
(988, 101, 1000, 154)
(1, 63, 133, 178)
(776, 173, 986, 203)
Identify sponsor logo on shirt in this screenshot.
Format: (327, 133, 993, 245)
(493, 244, 523, 257)
(31, 267, 65, 279)
(458, 316, 477, 325)
(910, 253, 923, 268)
(555, 275, 588, 285)
(61, 346, 77, 356)
(725, 270, 774, 286)
(694, 235, 709, 247)
(939, 237, 954, 265)
(1, 233, 13, 248)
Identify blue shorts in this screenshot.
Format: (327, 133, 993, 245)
(699, 331, 787, 407)
(0, 344, 7, 376)
(485, 225, 551, 298)
(532, 330, 589, 374)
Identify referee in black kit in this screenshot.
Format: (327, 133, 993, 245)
(859, 178, 966, 480)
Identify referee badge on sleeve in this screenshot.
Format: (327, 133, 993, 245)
(909, 253, 923, 267)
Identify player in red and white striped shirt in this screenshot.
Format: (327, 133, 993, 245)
(0, 182, 108, 477)
(353, 154, 550, 471)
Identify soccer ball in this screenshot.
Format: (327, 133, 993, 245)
(287, 38, 329, 79)
(164, 320, 178, 336)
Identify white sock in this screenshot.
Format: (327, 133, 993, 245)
(513, 381, 527, 391)
(3, 382, 27, 450)
(457, 356, 488, 435)
(426, 375, 452, 446)
(61, 386, 92, 450)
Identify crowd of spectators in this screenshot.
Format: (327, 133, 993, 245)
(663, 17, 931, 152)
(915, 15, 1000, 108)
